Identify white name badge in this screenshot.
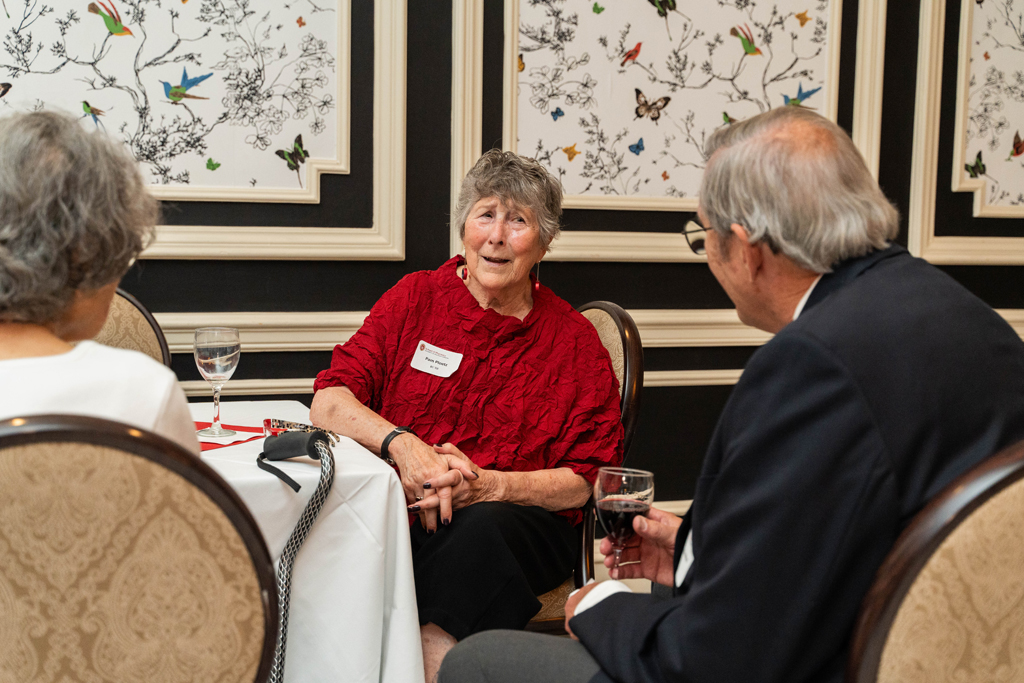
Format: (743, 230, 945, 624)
(410, 340, 463, 378)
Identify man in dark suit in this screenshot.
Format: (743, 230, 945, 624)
(438, 107, 1024, 683)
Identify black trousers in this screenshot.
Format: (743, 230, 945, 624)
(410, 501, 577, 641)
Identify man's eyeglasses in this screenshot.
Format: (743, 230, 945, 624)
(682, 221, 707, 255)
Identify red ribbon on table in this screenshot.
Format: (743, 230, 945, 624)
(194, 422, 265, 452)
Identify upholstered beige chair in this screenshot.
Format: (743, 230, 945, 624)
(847, 439, 1024, 683)
(0, 415, 277, 683)
(528, 301, 644, 633)
(94, 288, 171, 366)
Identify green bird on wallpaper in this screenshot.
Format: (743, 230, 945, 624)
(81, 101, 106, 130)
(723, 112, 737, 125)
(730, 24, 762, 56)
(159, 67, 213, 103)
(88, 1, 133, 37)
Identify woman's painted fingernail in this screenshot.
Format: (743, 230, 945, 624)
(408, 505, 421, 512)
(423, 482, 432, 489)
(442, 518, 450, 526)
(433, 444, 441, 447)
(469, 472, 479, 479)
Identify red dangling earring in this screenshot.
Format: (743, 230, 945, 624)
(533, 261, 541, 290)
(460, 266, 468, 281)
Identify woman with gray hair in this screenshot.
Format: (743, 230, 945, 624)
(0, 110, 198, 454)
(312, 149, 623, 681)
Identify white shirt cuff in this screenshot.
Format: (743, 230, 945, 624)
(675, 530, 694, 588)
(571, 580, 633, 616)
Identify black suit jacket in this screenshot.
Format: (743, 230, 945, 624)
(572, 245, 1024, 683)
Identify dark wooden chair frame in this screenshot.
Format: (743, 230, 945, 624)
(113, 287, 172, 367)
(0, 414, 279, 683)
(846, 439, 1024, 683)
(575, 301, 645, 586)
(526, 302, 644, 635)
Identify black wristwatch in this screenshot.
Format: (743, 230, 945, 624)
(380, 426, 413, 467)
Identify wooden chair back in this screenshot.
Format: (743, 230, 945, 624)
(529, 301, 644, 631)
(847, 439, 1024, 682)
(0, 415, 277, 683)
(94, 288, 171, 366)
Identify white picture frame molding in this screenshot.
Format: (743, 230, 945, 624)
(908, 0, 1024, 264)
(949, 0, 1024, 220)
(145, 0, 406, 260)
(450, 0, 887, 261)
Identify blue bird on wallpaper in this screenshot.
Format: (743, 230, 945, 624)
(160, 67, 213, 103)
(551, 107, 564, 121)
(629, 138, 644, 155)
(783, 83, 822, 108)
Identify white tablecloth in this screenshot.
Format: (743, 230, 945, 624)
(189, 400, 424, 683)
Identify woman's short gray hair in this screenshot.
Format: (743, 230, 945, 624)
(699, 107, 899, 273)
(453, 149, 563, 248)
(0, 110, 158, 324)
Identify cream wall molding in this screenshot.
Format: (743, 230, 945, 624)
(145, 0, 405, 260)
(160, 307, 1024, 355)
(908, 0, 1024, 265)
(182, 378, 316, 398)
(450, 0, 887, 261)
(148, 0, 352, 204)
(157, 308, 769, 354)
(182, 372, 740, 397)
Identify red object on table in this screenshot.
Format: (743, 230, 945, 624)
(194, 422, 264, 452)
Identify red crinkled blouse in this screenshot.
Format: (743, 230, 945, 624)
(313, 256, 624, 525)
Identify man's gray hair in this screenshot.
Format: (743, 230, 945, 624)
(453, 149, 563, 248)
(699, 107, 899, 273)
(0, 111, 158, 324)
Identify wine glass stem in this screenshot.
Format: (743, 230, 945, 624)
(613, 545, 624, 570)
(212, 383, 224, 430)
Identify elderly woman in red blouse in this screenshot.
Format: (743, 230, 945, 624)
(310, 149, 623, 681)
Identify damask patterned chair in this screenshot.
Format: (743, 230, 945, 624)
(93, 288, 172, 366)
(846, 439, 1024, 683)
(0, 415, 278, 683)
(527, 301, 645, 633)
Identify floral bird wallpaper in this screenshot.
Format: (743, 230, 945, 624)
(956, 0, 1024, 214)
(0, 0, 342, 200)
(514, 0, 839, 206)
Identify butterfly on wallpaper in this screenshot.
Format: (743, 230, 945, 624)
(0, 83, 11, 99)
(206, 158, 221, 171)
(628, 138, 644, 155)
(964, 151, 986, 178)
(795, 10, 811, 27)
(297, 16, 305, 27)
(551, 107, 565, 121)
(593, 2, 605, 14)
(662, 170, 669, 181)
(635, 88, 670, 123)
(975, 0, 984, 5)
(563, 143, 580, 161)
(1008, 131, 1024, 161)
(276, 134, 310, 187)
(518, 53, 525, 72)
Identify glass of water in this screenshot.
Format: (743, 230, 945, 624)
(194, 327, 241, 437)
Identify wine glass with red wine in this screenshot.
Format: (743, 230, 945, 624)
(595, 467, 655, 571)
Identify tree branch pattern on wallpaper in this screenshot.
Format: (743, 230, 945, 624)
(0, 0, 338, 196)
(959, 0, 1024, 210)
(516, 0, 836, 200)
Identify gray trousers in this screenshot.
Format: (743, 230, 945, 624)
(438, 630, 601, 683)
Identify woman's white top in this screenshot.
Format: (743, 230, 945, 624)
(0, 341, 200, 455)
